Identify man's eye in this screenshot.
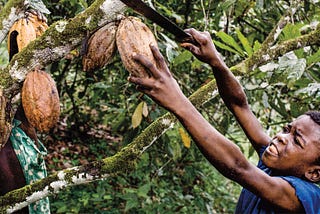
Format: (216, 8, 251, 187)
(282, 126, 290, 133)
(294, 137, 302, 147)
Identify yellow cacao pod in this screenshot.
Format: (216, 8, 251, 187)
(82, 22, 117, 72)
(116, 16, 159, 78)
(22, 69, 60, 132)
(27, 13, 48, 37)
(8, 13, 48, 59)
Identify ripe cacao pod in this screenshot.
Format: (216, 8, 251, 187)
(82, 22, 117, 72)
(116, 16, 159, 78)
(8, 13, 48, 59)
(21, 69, 60, 132)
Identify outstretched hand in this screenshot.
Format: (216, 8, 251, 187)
(128, 45, 189, 113)
(181, 28, 226, 69)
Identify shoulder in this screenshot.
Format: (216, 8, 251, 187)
(280, 176, 320, 213)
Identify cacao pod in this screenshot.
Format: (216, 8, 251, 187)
(21, 69, 60, 132)
(27, 13, 48, 37)
(8, 13, 48, 59)
(82, 22, 117, 72)
(116, 16, 159, 78)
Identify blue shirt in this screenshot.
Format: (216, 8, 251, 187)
(235, 146, 320, 214)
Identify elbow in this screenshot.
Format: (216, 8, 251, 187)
(221, 89, 248, 109)
(220, 157, 252, 182)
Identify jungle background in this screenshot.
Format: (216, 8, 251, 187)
(0, 0, 320, 213)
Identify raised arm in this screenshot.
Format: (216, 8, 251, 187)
(128, 45, 303, 212)
(181, 29, 271, 151)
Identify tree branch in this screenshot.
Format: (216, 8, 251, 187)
(0, 0, 25, 43)
(231, 24, 320, 74)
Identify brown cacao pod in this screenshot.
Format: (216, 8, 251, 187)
(82, 22, 117, 72)
(21, 69, 60, 132)
(8, 13, 48, 59)
(116, 16, 159, 78)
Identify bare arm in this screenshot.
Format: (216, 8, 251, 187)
(128, 45, 303, 212)
(181, 29, 270, 151)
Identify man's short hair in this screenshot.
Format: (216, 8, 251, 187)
(304, 111, 320, 166)
(305, 111, 320, 126)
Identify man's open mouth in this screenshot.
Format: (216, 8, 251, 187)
(267, 142, 279, 156)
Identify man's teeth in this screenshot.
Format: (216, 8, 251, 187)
(269, 144, 278, 155)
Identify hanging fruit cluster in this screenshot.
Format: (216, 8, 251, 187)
(82, 16, 159, 128)
(82, 16, 159, 78)
(7, 11, 60, 133)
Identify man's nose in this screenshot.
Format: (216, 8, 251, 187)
(275, 133, 289, 145)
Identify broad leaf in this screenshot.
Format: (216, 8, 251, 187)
(132, 102, 144, 128)
(236, 29, 253, 57)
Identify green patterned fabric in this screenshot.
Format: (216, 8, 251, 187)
(10, 119, 51, 214)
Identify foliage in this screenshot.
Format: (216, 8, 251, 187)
(1, 0, 320, 213)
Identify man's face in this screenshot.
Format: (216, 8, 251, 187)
(262, 115, 320, 177)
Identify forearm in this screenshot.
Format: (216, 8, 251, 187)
(210, 62, 270, 148)
(210, 61, 249, 111)
(173, 97, 250, 179)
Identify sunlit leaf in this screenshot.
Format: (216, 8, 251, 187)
(132, 102, 144, 128)
(179, 127, 191, 148)
(253, 40, 262, 52)
(173, 50, 193, 66)
(236, 29, 253, 57)
(213, 40, 239, 55)
(307, 49, 320, 65)
(215, 31, 244, 56)
(220, 0, 236, 10)
(142, 101, 148, 117)
(280, 23, 303, 41)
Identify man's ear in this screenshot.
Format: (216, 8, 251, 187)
(305, 166, 320, 182)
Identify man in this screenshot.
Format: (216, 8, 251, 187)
(128, 28, 320, 213)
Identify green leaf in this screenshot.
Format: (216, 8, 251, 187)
(253, 40, 262, 52)
(280, 23, 303, 41)
(213, 40, 239, 55)
(220, 0, 236, 10)
(277, 52, 306, 88)
(215, 31, 244, 56)
(307, 48, 320, 66)
(236, 29, 253, 57)
(124, 196, 139, 212)
(173, 50, 193, 66)
(138, 183, 151, 198)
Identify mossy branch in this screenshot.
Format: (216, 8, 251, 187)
(231, 24, 320, 75)
(0, 0, 25, 43)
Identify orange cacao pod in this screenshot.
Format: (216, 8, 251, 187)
(8, 13, 48, 59)
(82, 22, 117, 72)
(116, 16, 159, 77)
(21, 69, 60, 132)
